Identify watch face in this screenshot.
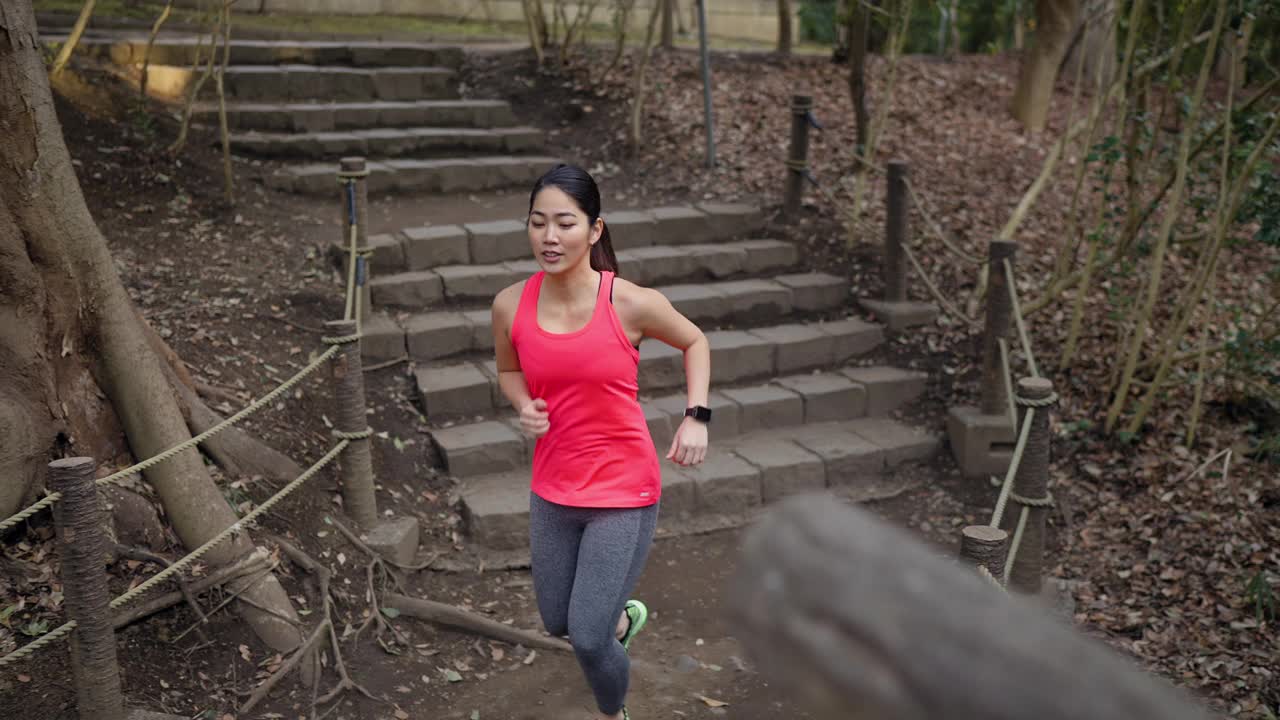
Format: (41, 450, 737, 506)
(688, 406, 712, 422)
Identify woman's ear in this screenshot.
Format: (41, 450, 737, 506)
(590, 217, 604, 246)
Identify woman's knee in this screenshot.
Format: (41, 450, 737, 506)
(568, 626, 615, 662)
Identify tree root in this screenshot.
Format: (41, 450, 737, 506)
(249, 534, 380, 717)
(113, 543, 210, 641)
(384, 593, 572, 653)
(112, 550, 272, 629)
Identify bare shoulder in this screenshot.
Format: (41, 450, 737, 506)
(611, 277, 665, 316)
(492, 279, 528, 316)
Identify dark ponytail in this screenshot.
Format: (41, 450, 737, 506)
(590, 222, 618, 275)
(529, 163, 619, 275)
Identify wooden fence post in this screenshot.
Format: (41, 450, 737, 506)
(783, 94, 814, 217)
(884, 159, 909, 303)
(326, 319, 378, 528)
(1002, 376, 1056, 594)
(50, 457, 125, 720)
(729, 495, 1215, 720)
(959, 525, 1009, 585)
(339, 157, 372, 324)
(981, 240, 1018, 418)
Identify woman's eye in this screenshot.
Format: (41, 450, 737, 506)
(530, 222, 545, 229)
(559, 224, 574, 230)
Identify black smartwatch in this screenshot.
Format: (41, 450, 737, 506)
(685, 405, 712, 423)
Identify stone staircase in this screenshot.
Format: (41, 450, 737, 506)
(58, 32, 557, 195)
(353, 202, 941, 550)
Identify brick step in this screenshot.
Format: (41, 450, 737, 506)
(229, 125, 543, 159)
(458, 416, 940, 549)
(412, 318, 884, 422)
(431, 365, 924, 479)
(266, 155, 561, 196)
(368, 239, 798, 315)
(142, 64, 458, 103)
(53, 35, 466, 69)
(346, 202, 767, 277)
(192, 99, 519, 133)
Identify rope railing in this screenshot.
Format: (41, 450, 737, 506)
(0, 338, 348, 534)
(1003, 257, 1041, 378)
(957, 238, 1057, 594)
(0, 440, 349, 668)
(902, 176, 984, 266)
(0, 160, 381, 715)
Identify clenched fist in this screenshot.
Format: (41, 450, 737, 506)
(520, 398, 550, 438)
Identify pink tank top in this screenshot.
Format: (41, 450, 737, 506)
(510, 271, 661, 508)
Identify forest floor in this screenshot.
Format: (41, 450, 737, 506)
(0, 27, 1276, 720)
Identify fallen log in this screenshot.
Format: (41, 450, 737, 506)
(384, 593, 572, 653)
(727, 494, 1215, 720)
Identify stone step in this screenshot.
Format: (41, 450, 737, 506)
(345, 202, 767, 277)
(266, 155, 561, 196)
(378, 268, 846, 326)
(230, 126, 543, 158)
(143, 64, 458, 103)
(458, 417, 940, 549)
(368, 237, 794, 316)
(398, 272, 850, 366)
(430, 365, 923, 479)
(193, 100, 519, 133)
(414, 319, 886, 423)
(61, 36, 466, 69)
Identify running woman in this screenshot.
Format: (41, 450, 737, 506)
(491, 164, 712, 719)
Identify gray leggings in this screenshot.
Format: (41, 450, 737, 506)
(529, 493, 659, 716)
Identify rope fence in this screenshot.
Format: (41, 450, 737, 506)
(958, 239, 1056, 593)
(773, 98, 1060, 596)
(0, 157, 383, 711)
(0, 440, 347, 669)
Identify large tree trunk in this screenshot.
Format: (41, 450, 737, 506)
(1061, 0, 1116, 92)
(848, 0, 870, 155)
(0, 0, 304, 657)
(777, 0, 793, 56)
(1011, 0, 1081, 131)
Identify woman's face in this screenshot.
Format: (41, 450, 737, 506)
(528, 186, 601, 275)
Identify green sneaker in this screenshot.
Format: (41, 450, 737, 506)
(619, 599, 648, 652)
(621, 708, 630, 720)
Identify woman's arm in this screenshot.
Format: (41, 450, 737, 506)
(625, 283, 710, 465)
(493, 283, 549, 437)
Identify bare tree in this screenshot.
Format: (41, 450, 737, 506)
(1011, 0, 1082, 131)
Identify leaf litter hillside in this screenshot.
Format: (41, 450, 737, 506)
(0, 36, 1272, 718)
(467, 45, 1278, 716)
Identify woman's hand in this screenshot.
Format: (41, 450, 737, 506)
(520, 398, 550, 438)
(666, 416, 708, 466)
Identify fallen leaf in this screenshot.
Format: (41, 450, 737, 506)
(523, 650, 537, 665)
(697, 695, 729, 708)
(394, 710, 409, 719)
(238, 644, 251, 662)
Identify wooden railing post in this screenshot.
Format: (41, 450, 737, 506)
(980, 240, 1018, 417)
(729, 495, 1216, 720)
(326, 320, 378, 528)
(1002, 376, 1056, 594)
(959, 525, 1009, 585)
(339, 157, 372, 324)
(783, 94, 814, 217)
(50, 457, 125, 720)
(884, 159, 909, 303)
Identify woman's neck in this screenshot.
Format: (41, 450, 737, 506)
(540, 261, 599, 305)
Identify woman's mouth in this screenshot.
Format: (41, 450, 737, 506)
(541, 251, 562, 263)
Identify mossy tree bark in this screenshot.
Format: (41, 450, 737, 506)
(0, 0, 304, 657)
